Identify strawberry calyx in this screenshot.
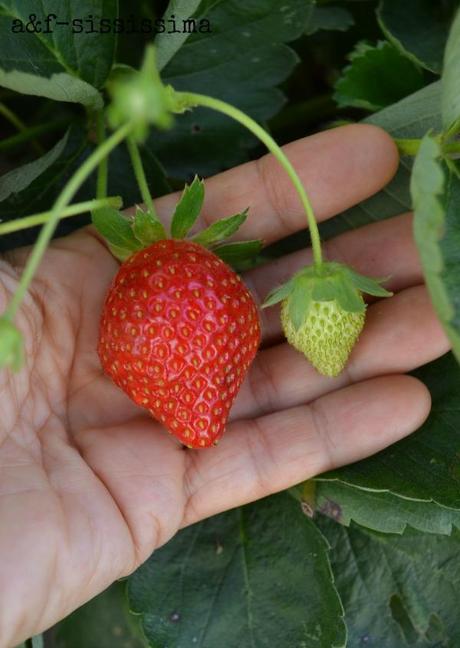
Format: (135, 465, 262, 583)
(263, 261, 392, 330)
(91, 175, 263, 271)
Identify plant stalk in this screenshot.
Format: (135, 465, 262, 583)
(0, 197, 122, 235)
(126, 136, 158, 220)
(0, 102, 44, 155)
(3, 122, 133, 320)
(96, 111, 108, 199)
(173, 91, 323, 267)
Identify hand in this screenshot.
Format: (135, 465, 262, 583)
(0, 125, 449, 646)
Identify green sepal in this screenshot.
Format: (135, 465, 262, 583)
(263, 279, 296, 308)
(288, 279, 313, 330)
(170, 175, 205, 239)
(133, 207, 167, 245)
(344, 267, 393, 297)
(0, 318, 24, 371)
(192, 210, 248, 247)
(91, 207, 142, 261)
(263, 261, 392, 314)
(334, 275, 366, 313)
(214, 240, 263, 271)
(107, 45, 174, 142)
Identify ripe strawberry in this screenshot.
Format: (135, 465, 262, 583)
(264, 262, 391, 377)
(98, 240, 261, 447)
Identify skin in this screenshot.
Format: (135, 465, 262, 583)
(0, 124, 450, 646)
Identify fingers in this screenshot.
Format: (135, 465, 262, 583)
(183, 375, 430, 527)
(231, 285, 450, 420)
(133, 124, 398, 243)
(245, 212, 422, 343)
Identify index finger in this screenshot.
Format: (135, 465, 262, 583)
(146, 124, 398, 244)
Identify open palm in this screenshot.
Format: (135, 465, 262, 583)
(0, 125, 449, 647)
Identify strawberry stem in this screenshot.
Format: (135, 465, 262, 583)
(3, 122, 133, 322)
(0, 197, 122, 235)
(172, 91, 323, 268)
(96, 111, 108, 199)
(126, 135, 159, 222)
(0, 101, 44, 156)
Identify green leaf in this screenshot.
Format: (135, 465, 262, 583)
(192, 210, 247, 246)
(0, 126, 90, 253)
(411, 134, 460, 362)
(334, 41, 424, 112)
(314, 480, 460, 535)
(128, 493, 347, 648)
(305, 6, 354, 35)
(133, 208, 166, 246)
(151, 0, 312, 178)
(170, 175, 205, 239)
(322, 352, 460, 509)
(91, 207, 142, 258)
(319, 516, 460, 647)
(54, 581, 147, 648)
(442, 8, 460, 129)
(0, 130, 69, 202)
(0, 2, 117, 89)
(214, 240, 263, 271)
(377, 0, 458, 73)
(156, 0, 208, 71)
(0, 68, 102, 109)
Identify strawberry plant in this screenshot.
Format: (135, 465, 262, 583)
(1, 1, 460, 647)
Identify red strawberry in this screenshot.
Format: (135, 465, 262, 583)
(98, 239, 261, 448)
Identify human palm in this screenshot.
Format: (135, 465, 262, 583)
(0, 125, 449, 646)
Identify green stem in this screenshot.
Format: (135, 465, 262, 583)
(173, 91, 323, 267)
(443, 140, 460, 155)
(393, 138, 422, 156)
(3, 122, 133, 320)
(0, 102, 44, 155)
(394, 137, 460, 157)
(96, 111, 108, 199)
(126, 135, 158, 219)
(0, 197, 122, 235)
(0, 117, 70, 152)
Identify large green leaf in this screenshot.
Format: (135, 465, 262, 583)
(0, 1, 118, 106)
(442, 7, 460, 130)
(334, 41, 424, 112)
(305, 5, 354, 35)
(315, 480, 460, 535)
(54, 581, 147, 648)
(377, 0, 458, 73)
(128, 493, 347, 648)
(151, 0, 311, 178)
(411, 134, 460, 362)
(0, 130, 70, 202)
(156, 0, 219, 72)
(319, 516, 460, 647)
(0, 126, 89, 252)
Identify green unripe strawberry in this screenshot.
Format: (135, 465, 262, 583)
(264, 262, 392, 377)
(281, 296, 365, 376)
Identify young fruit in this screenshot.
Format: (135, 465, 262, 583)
(98, 239, 261, 448)
(264, 262, 391, 377)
